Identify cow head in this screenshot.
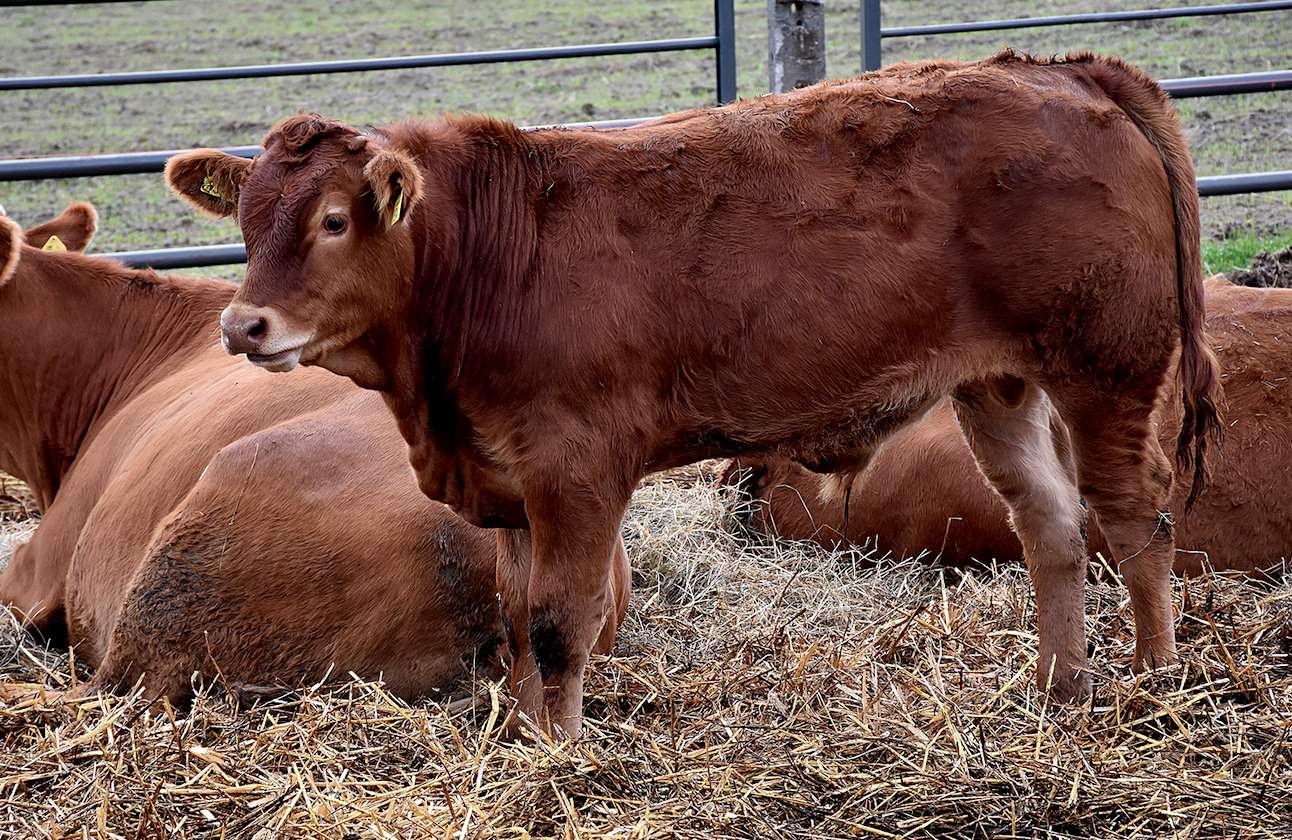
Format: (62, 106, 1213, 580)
(166, 115, 425, 387)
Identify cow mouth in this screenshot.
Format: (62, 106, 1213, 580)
(246, 344, 306, 372)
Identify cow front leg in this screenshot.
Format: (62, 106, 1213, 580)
(524, 482, 630, 740)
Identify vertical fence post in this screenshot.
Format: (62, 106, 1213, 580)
(767, 0, 826, 93)
(715, 0, 737, 103)
(860, 0, 882, 71)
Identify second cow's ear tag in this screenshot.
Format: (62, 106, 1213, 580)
(42, 234, 67, 252)
(200, 175, 223, 201)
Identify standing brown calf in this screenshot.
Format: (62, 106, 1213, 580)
(727, 278, 1292, 578)
(168, 52, 1221, 737)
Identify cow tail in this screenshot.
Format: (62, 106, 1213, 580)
(1080, 55, 1223, 513)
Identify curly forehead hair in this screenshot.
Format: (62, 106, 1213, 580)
(263, 114, 366, 159)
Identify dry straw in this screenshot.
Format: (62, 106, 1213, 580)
(1, 466, 1290, 838)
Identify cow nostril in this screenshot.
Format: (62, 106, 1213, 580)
(247, 318, 267, 340)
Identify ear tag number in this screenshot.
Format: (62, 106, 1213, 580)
(200, 175, 223, 201)
(42, 234, 67, 252)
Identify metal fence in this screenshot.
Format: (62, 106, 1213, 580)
(859, 0, 1292, 197)
(0, 0, 738, 267)
(4, 1, 1291, 268)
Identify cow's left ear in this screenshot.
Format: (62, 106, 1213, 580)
(0, 216, 21, 288)
(24, 201, 97, 252)
(363, 150, 423, 227)
(165, 149, 253, 218)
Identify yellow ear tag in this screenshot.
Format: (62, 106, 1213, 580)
(200, 175, 223, 201)
(390, 188, 404, 225)
(42, 234, 67, 252)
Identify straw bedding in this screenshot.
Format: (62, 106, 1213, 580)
(1, 464, 1290, 838)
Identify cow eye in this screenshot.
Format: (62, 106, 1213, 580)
(323, 215, 347, 234)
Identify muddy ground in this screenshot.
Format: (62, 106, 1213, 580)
(1230, 245, 1292, 287)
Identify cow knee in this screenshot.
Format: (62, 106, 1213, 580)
(528, 610, 572, 681)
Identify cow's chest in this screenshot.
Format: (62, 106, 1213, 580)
(393, 407, 527, 529)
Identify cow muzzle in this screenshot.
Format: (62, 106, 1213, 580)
(219, 303, 312, 372)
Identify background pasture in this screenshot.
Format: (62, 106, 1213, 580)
(2, 1, 1292, 836)
(1, 0, 1290, 272)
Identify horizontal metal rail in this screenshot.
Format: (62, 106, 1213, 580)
(94, 170, 1292, 269)
(102, 243, 247, 270)
(881, 1, 1292, 38)
(1197, 169, 1292, 196)
(0, 145, 260, 181)
(0, 117, 648, 182)
(0, 37, 717, 91)
(0, 0, 168, 4)
(1161, 68, 1292, 97)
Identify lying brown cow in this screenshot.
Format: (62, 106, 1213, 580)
(725, 278, 1292, 578)
(0, 205, 630, 704)
(169, 51, 1221, 735)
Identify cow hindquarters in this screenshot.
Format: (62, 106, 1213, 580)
(953, 377, 1091, 701)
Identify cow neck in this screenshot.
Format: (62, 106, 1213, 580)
(0, 250, 233, 509)
(403, 126, 542, 458)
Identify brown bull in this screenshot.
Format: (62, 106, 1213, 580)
(0, 205, 630, 705)
(727, 278, 1292, 578)
(168, 52, 1221, 736)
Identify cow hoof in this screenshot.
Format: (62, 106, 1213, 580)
(499, 707, 545, 743)
(1042, 670, 1092, 704)
(1131, 646, 1179, 674)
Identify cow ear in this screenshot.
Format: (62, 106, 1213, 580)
(0, 216, 20, 289)
(363, 150, 423, 227)
(24, 201, 97, 252)
(165, 149, 252, 218)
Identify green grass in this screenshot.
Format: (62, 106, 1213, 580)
(1203, 229, 1292, 275)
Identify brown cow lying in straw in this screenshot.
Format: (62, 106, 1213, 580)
(0, 205, 629, 705)
(169, 52, 1220, 736)
(726, 278, 1292, 577)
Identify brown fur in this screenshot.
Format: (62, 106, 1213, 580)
(173, 53, 1221, 733)
(164, 151, 249, 218)
(363, 149, 425, 226)
(0, 207, 629, 706)
(22, 201, 97, 252)
(729, 279, 1292, 577)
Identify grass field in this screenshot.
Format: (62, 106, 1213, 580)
(0, 0, 1290, 279)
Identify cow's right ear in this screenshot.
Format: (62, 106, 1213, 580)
(0, 216, 21, 288)
(165, 149, 253, 218)
(363, 149, 423, 227)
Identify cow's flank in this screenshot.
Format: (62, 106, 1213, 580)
(173, 52, 1222, 738)
(728, 277, 1292, 575)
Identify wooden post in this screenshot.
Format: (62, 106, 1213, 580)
(767, 0, 826, 93)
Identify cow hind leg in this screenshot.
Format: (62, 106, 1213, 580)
(952, 376, 1092, 701)
(1054, 385, 1178, 674)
